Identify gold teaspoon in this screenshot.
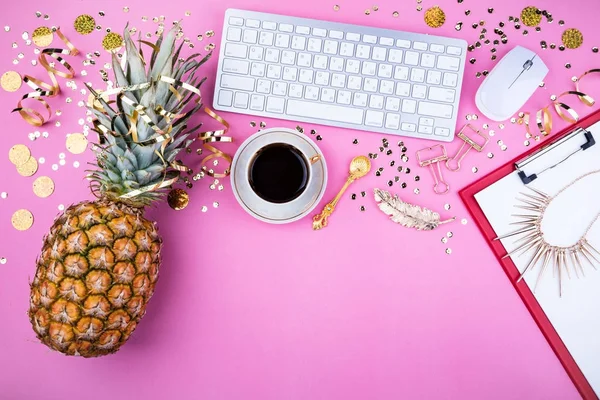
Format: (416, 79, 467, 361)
(312, 155, 371, 230)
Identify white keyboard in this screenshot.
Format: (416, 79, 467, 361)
(213, 9, 468, 142)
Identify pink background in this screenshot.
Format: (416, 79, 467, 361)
(1, 0, 599, 398)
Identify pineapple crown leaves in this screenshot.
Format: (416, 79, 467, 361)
(87, 23, 212, 207)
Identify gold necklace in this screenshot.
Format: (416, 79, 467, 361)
(495, 170, 600, 296)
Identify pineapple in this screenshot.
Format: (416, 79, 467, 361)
(28, 23, 210, 357)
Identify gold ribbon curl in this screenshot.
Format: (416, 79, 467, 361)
(12, 28, 79, 126)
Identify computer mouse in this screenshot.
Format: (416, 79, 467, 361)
(475, 46, 548, 121)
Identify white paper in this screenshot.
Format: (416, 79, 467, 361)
(474, 122, 600, 395)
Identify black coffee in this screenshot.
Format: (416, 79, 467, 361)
(249, 143, 309, 203)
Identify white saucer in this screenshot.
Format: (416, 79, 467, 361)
(230, 128, 328, 224)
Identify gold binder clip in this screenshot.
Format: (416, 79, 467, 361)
(416, 144, 450, 195)
(446, 124, 489, 172)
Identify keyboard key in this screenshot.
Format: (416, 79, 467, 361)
(394, 66, 409, 80)
(363, 34, 377, 44)
(289, 84, 303, 98)
(273, 81, 287, 95)
(442, 72, 458, 87)
(307, 38, 323, 52)
(217, 90, 233, 106)
(412, 84, 427, 99)
(353, 92, 368, 106)
(313, 55, 328, 69)
(296, 26, 310, 34)
(372, 47, 387, 61)
(243, 30, 258, 44)
(369, 95, 384, 109)
(385, 113, 401, 129)
(380, 80, 394, 94)
(266, 96, 285, 113)
(304, 86, 321, 100)
(413, 41, 428, 50)
(299, 69, 314, 83)
(331, 73, 345, 88)
(315, 71, 330, 85)
(275, 34, 290, 48)
(321, 88, 335, 102)
(418, 101, 453, 118)
(345, 59, 360, 74)
(324, 40, 338, 55)
(365, 110, 384, 127)
(340, 42, 354, 57)
(221, 74, 255, 91)
(421, 53, 435, 68)
(287, 99, 364, 124)
(418, 125, 433, 134)
(246, 19, 260, 28)
(279, 23, 294, 32)
(225, 43, 248, 58)
(378, 64, 393, 79)
(250, 62, 265, 77)
(396, 39, 411, 48)
(346, 32, 360, 42)
(401, 122, 416, 132)
(258, 31, 274, 46)
(283, 66, 298, 81)
(281, 50, 296, 65)
(404, 51, 419, 66)
(362, 61, 376, 76)
(426, 70, 442, 85)
(250, 94, 265, 111)
(229, 17, 243, 26)
(430, 44, 444, 53)
(297, 53, 312, 67)
(233, 92, 249, 108)
(330, 57, 344, 71)
(437, 55, 460, 71)
(227, 27, 242, 42)
(266, 65, 282, 79)
(347, 76, 362, 90)
(410, 68, 425, 83)
(446, 46, 462, 55)
(363, 78, 378, 92)
(356, 44, 371, 59)
(395, 82, 410, 97)
(337, 90, 351, 104)
(435, 127, 451, 136)
(256, 79, 271, 94)
(419, 117, 434, 126)
(380, 37, 394, 46)
(313, 28, 327, 37)
(262, 21, 277, 30)
(223, 59, 249, 74)
(428, 87, 456, 103)
(291, 36, 306, 50)
(385, 97, 400, 111)
(265, 48, 280, 62)
(248, 46, 264, 60)
(388, 49, 403, 63)
(329, 30, 344, 39)
(402, 99, 416, 113)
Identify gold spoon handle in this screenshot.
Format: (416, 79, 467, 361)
(312, 176, 355, 230)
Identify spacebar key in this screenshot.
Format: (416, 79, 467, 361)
(287, 100, 364, 125)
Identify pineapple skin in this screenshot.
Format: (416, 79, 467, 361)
(28, 200, 161, 357)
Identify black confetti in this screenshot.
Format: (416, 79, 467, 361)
(390, 160, 395, 167)
(401, 182, 407, 188)
(353, 138, 359, 144)
(361, 191, 366, 197)
(316, 135, 322, 140)
(387, 180, 393, 187)
(351, 193, 356, 200)
(360, 206, 366, 212)
(414, 176, 420, 181)
(386, 150, 392, 155)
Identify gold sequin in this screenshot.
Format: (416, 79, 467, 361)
(102, 32, 124, 52)
(521, 6, 542, 27)
(65, 133, 88, 154)
(17, 157, 38, 177)
(8, 144, 30, 165)
(562, 28, 583, 49)
(1, 71, 22, 92)
(167, 189, 189, 210)
(333, 4, 340, 11)
(11, 209, 34, 231)
(424, 6, 446, 28)
(33, 176, 55, 198)
(32, 26, 53, 47)
(74, 14, 96, 35)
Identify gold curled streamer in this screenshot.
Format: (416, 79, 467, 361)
(575, 69, 600, 106)
(197, 107, 233, 178)
(12, 29, 78, 126)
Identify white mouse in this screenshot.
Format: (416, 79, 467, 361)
(475, 46, 548, 121)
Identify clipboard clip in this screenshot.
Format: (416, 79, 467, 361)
(416, 144, 450, 194)
(515, 127, 595, 185)
(446, 124, 490, 171)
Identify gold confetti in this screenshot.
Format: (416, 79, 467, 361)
(17, 157, 38, 177)
(562, 28, 583, 49)
(167, 188, 189, 210)
(1, 71, 22, 92)
(74, 14, 96, 35)
(424, 6, 446, 28)
(521, 6, 542, 27)
(8, 144, 30, 166)
(102, 32, 124, 52)
(372, 5, 379, 11)
(392, 11, 399, 17)
(333, 4, 340, 11)
(11, 209, 34, 231)
(365, 9, 371, 15)
(205, 30, 215, 37)
(32, 26, 53, 47)
(33, 176, 55, 198)
(65, 133, 88, 154)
